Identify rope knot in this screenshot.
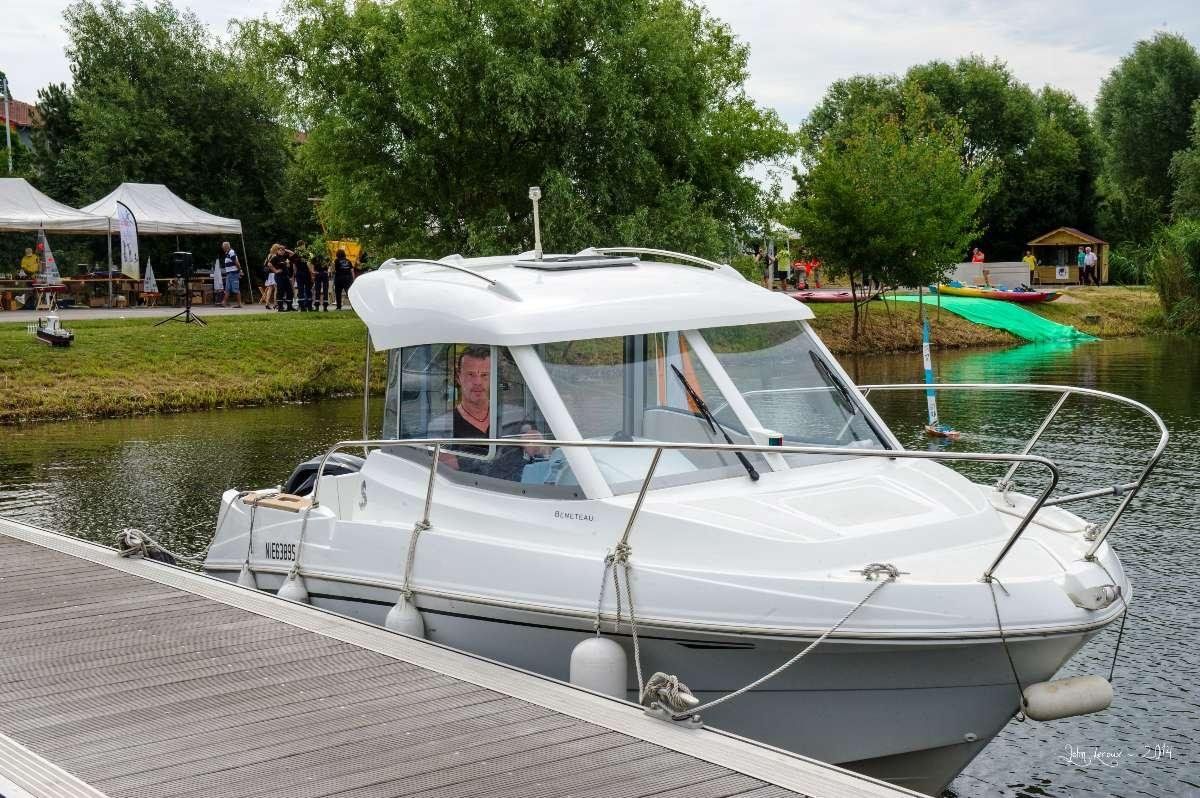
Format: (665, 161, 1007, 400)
(608, 542, 632, 565)
(859, 562, 901, 582)
(640, 672, 700, 714)
(116, 528, 148, 558)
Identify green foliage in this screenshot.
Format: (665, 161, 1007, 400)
(239, 0, 795, 259)
(1096, 32, 1200, 243)
(31, 0, 295, 260)
(1146, 218, 1200, 331)
(1170, 102, 1200, 220)
(789, 91, 989, 337)
(1107, 245, 1150, 286)
(801, 57, 1099, 261)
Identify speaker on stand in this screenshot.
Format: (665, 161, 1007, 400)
(155, 251, 206, 326)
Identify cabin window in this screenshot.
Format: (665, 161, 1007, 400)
(383, 343, 582, 499)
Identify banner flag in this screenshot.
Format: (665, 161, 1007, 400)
(116, 201, 139, 279)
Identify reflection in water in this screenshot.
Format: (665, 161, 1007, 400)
(0, 338, 1196, 797)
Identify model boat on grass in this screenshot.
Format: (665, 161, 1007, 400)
(204, 246, 1165, 795)
(28, 314, 73, 347)
(933, 282, 1060, 303)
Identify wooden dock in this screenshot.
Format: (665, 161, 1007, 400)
(0, 517, 915, 798)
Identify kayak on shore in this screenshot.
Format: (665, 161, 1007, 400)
(788, 289, 863, 303)
(933, 283, 1060, 303)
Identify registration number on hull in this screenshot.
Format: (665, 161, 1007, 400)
(264, 541, 297, 561)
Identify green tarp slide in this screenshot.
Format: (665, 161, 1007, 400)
(890, 294, 1098, 343)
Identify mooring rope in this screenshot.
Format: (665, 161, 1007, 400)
(117, 490, 253, 568)
(1091, 555, 1130, 683)
(986, 575, 1027, 722)
(667, 562, 900, 720)
(594, 543, 643, 694)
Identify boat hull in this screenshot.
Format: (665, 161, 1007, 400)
(213, 566, 1097, 796)
(934, 284, 1059, 303)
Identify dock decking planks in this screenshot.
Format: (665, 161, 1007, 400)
(0, 519, 914, 798)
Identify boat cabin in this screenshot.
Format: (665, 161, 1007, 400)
(354, 250, 894, 502)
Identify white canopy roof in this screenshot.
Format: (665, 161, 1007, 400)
(81, 183, 242, 236)
(350, 252, 813, 350)
(0, 178, 111, 233)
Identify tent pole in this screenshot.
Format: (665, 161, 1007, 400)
(240, 233, 255, 304)
(106, 220, 113, 309)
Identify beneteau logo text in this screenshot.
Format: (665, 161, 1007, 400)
(554, 510, 594, 523)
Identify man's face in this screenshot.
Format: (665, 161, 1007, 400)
(222, 243, 230, 253)
(458, 354, 491, 406)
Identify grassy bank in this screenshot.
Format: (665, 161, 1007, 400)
(0, 286, 1168, 424)
(0, 313, 386, 425)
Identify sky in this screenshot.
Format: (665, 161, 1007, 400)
(6, 0, 1200, 132)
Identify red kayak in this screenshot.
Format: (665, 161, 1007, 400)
(788, 290, 858, 303)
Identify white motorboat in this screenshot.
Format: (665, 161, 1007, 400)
(203, 245, 1167, 795)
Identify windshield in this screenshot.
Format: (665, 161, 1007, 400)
(537, 334, 767, 493)
(698, 322, 887, 462)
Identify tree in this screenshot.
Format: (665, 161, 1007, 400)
(802, 58, 1099, 261)
(32, 0, 293, 259)
(1170, 102, 1200, 220)
(789, 93, 989, 338)
(1096, 32, 1200, 240)
(238, 0, 795, 259)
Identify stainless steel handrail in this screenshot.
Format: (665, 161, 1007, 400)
(306, 435, 1061, 582)
(592, 247, 723, 271)
(857, 382, 1169, 560)
(379, 258, 522, 301)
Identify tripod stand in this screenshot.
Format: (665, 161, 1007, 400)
(155, 273, 207, 326)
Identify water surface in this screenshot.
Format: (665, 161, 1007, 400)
(0, 337, 1196, 797)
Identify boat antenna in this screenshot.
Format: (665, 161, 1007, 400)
(529, 186, 543, 260)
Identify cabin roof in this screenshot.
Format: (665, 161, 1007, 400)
(350, 250, 814, 350)
(1028, 226, 1108, 246)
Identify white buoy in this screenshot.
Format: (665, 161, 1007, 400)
(383, 596, 426, 637)
(570, 635, 628, 699)
(236, 562, 257, 589)
(276, 570, 309, 603)
(1023, 675, 1113, 721)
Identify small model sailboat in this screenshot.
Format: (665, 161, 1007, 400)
(143, 258, 159, 296)
(212, 257, 224, 294)
(919, 289, 960, 440)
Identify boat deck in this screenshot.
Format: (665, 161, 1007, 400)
(0, 517, 914, 798)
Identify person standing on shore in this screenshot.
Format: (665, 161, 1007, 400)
(971, 247, 985, 263)
(332, 248, 356, 310)
(1076, 246, 1086, 284)
(270, 244, 294, 311)
(312, 254, 330, 311)
(1022, 250, 1038, 283)
(1084, 246, 1099, 286)
(219, 242, 242, 308)
(292, 247, 313, 311)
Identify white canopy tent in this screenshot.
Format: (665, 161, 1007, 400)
(0, 178, 110, 233)
(82, 183, 250, 303)
(81, 183, 242, 236)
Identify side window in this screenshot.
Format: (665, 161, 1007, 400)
(389, 343, 580, 499)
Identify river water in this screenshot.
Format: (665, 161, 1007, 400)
(0, 337, 1196, 797)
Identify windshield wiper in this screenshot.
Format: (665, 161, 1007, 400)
(670, 364, 760, 482)
(809, 351, 857, 415)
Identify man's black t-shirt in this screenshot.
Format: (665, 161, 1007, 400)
(270, 254, 291, 280)
(333, 257, 354, 281)
(292, 255, 312, 284)
(452, 408, 489, 456)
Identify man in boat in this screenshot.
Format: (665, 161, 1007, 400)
(439, 345, 550, 480)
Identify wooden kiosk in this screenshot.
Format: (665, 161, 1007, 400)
(1027, 227, 1109, 285)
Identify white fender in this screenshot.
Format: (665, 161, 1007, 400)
(384, 597, 426, 638)
(276, 570, 309, 604)
(1023, 675, 1113, 721)
(569, 635, 628, 699)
